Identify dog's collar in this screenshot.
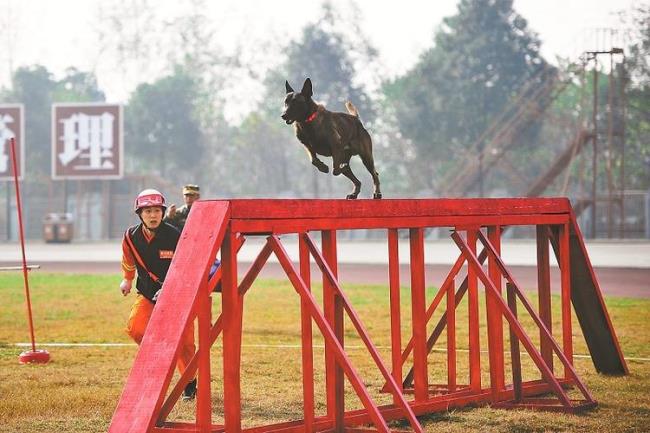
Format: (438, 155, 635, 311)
(304, 110, 318, 123)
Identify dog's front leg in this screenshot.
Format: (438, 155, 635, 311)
(311, 158, 329, 173)
(302, 144, 328, 173)
(331, 143, 351, 177)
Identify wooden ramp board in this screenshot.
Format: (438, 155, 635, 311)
(555, 212, 628, 375)
(108, 201, 230, 433)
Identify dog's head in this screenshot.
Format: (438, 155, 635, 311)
(281, 78, 314, 125)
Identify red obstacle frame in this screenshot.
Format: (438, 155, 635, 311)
(109, 198, 627, 433)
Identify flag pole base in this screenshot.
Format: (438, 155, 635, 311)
(19, 349, 50, 364)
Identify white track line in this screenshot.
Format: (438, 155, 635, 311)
(11, 342, 650, 362)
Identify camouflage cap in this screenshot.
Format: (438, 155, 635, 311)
(182, 184, 200, 195)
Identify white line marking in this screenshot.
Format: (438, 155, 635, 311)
(12, 342, 650, 362)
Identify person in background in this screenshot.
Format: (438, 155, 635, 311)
(164, 184, 200, 231)
(165, 182, 221, 286)
(119, 188, 197, 401)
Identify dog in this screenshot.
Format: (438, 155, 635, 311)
(281, 78, 382, 199)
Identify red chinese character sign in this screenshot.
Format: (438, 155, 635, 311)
(52, 103, 123, 179)
(0, 104, 25, 181)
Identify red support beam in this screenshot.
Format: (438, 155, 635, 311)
(486, 225, 505, 399)
(446, 280, 456, 392)
(559, 223, 573, 379)
(507, 282, 523, 402)
(387, 228, 403, 404)
(196, 277, 212, 432)
(537, 225, 554, 371)
(409, 228, 428, 401)
(465, 229, 481, 392)
(322, 230, 345, 431)
(299, 234, 315, 431)
(222, 231, 243, 433)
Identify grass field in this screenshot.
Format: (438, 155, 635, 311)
(0, 272, 649, 433)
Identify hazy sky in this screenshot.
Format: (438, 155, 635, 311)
(0, 0, 640, 119)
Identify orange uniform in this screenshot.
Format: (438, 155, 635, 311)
(121, 223, 195, 376)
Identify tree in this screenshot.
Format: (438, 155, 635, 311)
(2, 66, 56, 179)
(1, 66, 106, 178)
(265, 1, 377, 124)
(385, 0, 550, 193)
(622, 5, 650, 189)
(125, 66, 203, 183)
(245, 1, 380, 198)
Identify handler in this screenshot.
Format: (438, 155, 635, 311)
(164, 184, 200, 231)
(164, 183, 221, 284)
(119, 188, 197, 400)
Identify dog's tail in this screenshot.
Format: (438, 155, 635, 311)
(345, 101, 359, 117)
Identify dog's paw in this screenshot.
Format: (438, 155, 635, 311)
(333, 162, 348, 176)
(346, 193, 358, 200)
(373, 192, 383, 199)
(313, 160, 329, 173)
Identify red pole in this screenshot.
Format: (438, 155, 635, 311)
(9, 138, 49, 364)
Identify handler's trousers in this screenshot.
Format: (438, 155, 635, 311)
(126, 294, 196, 375)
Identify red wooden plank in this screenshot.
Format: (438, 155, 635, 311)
(222, 231, 243, 433)
(537, 225, 553, 371)
(230, 214, 569, 234)
(227, 198, 571, 220)
(218, 380, 573, 433)
(507, 282, 523, 402)
(299, 235, 315, 432)
(446, 280, 456, 392)
(486, 225, 505, 398)
(559, 223, 572, 380)
(341, 379, 575, 428)
(154, 378, 566, 433)
(387, 229, 403, 405)
(108, 201, 230, 433)
(465, 229, 481, 392)
(197, 280, 212, 431)
(322, 230, 344, 430)
(409, 228, 428, 401)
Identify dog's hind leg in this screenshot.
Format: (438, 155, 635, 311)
(340, 165, 361, 199)
(360, 153, 382, 199)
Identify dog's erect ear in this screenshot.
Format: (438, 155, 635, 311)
(285, 81, 294, 94)
(301, 78, 313, 98)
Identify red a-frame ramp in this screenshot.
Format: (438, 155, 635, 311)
(108, 198, 627, 433)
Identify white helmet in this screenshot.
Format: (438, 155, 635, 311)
(134, 189, 166, 214)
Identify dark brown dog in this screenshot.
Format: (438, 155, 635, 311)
(281, 78, 382, 199)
